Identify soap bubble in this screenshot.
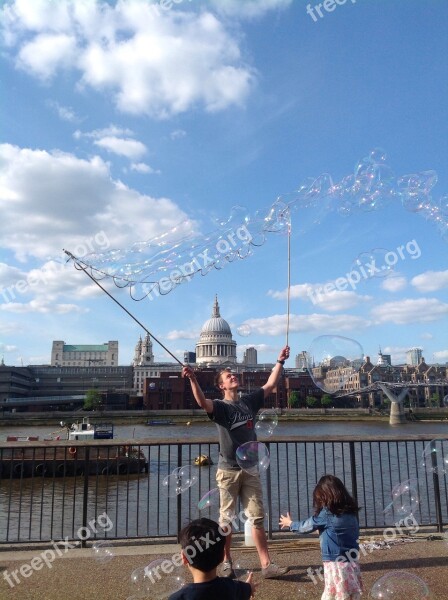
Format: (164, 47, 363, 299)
(421, 440, 448, 476)
(236, 324, 251, 337)
(91, 541, 114, 564)
(255, 410, 278, 437)
(443, 394, 448, 407)
(383, 479, 420, 522)
(131, 559, 185, 599)
(197, 487, 233, 514)
(234, 559, 251, 581)
(236, 441, 270, 475)
(369, 571, 433, 599)
(306, 336, 364, 394)
(354, 248, 395, 280)
(162, 465, 198, 497)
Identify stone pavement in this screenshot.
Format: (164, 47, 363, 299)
(1, 534, 447, 600)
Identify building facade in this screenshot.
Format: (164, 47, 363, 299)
(242, 347, 258, 366)
(406, 347, 422, 366)
(51, 341, 118, 367)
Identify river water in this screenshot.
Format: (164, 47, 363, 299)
(1, 421, 447, 543)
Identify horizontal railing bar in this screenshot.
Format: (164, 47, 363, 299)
(1, 433, 447, 448)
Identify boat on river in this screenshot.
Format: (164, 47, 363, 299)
(0, 418, 148, 479)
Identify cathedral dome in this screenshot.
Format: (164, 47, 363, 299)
(196, 296, 236, 365)
(200, 297, 232, 336)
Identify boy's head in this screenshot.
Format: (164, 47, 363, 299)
(178, 518, 225, 572)
(214, 368, 239, 397)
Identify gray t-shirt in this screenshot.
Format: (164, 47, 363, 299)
(207, 389, 264, 470)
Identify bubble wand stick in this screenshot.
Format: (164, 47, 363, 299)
(286, 209, 291, 347)
(63, 249, 184, 366)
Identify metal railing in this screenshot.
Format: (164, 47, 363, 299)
(0, 434, 446, 545)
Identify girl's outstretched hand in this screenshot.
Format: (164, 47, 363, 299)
(279, 512, 292, 529)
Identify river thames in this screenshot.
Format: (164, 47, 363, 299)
(1, 420, 447, 543)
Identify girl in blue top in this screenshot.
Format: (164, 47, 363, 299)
(280, 475, 363, 600)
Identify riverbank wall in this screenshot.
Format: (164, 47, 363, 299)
(1, 407, 447, 426)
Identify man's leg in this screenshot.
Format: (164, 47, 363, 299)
(251, 524, 270, 568)
(216, 469, 240, 573)
(242, 471, 290, 577)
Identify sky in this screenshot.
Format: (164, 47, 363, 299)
(0, 0, 447, 368)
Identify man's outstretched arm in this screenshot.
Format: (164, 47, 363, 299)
(182, 366, 214, 413)
(262, 345, 290, 398)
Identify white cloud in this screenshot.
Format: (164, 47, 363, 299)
(170, 129, 186, 140)
(434, 350, 448, 361)
(0, 343, 17, 352)
(0, 299, 88, 314)
(268, 283, 371, 312)
(2, 1, 255, 118)
(166, 329, 200, 340)
(381, 275, 407, 292)
(243, 313, 369, 336)
(411, 270, 448, 292)
(93, 136, 147, 159)
(420, 332, 433, 340)
(46, 100, 81, 123)
(371, 298, 448, 325)
(0, 143, 192, 260)
(74, 125, 134, 140)
(130, 162, 161, 175)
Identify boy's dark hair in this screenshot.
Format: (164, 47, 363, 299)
(313, 474, 360, 516)
(178, 518, 225, 572)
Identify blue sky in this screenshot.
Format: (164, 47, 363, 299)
(0, 0, 447, 367)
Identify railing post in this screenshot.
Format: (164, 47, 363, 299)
(177, 444, 182, 537)
(266, 442, 273, 540)
(430, 440, 444, 532)
(349, 442, 359, 520)
(81, 446, 90, 548)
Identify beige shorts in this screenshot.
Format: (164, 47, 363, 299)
(216, 468, 265, 529)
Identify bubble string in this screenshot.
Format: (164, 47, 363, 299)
(64, 149, 448, 301)
(63, 249, 184, 365)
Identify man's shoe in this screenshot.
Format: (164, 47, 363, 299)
(221, 561, 236, 579)
(261, 562, 290, 579)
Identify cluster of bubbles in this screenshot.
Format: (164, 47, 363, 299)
(67, 149, 448, 301)
(91, 540, 114, 564)
(383, 479, 420, 524)
(255, 409, 279, 437)
(162, 465, 198, 498)
(369, 571, 433, 599)
(130, 558, 185, 599)
(235, 441, 270, 475)
(305, 335, 364, 394)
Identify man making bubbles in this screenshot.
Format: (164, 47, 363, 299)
(182, 345, 290, 579)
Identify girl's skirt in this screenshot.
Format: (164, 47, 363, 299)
(321, 560, 363, 600)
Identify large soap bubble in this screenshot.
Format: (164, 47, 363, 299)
(198, 487, 233, 512)
(421, 440, 448, 476)
(255, 409, 278, 437)
(383, 479, 420, 523)
(162, 465, 198, 498)
(236, 441, 270, 475)
(369, 571, 433, 599)
(91, 540, 114, 564)
(131, 559, 185, 599)
(306, 335, 364, 394)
